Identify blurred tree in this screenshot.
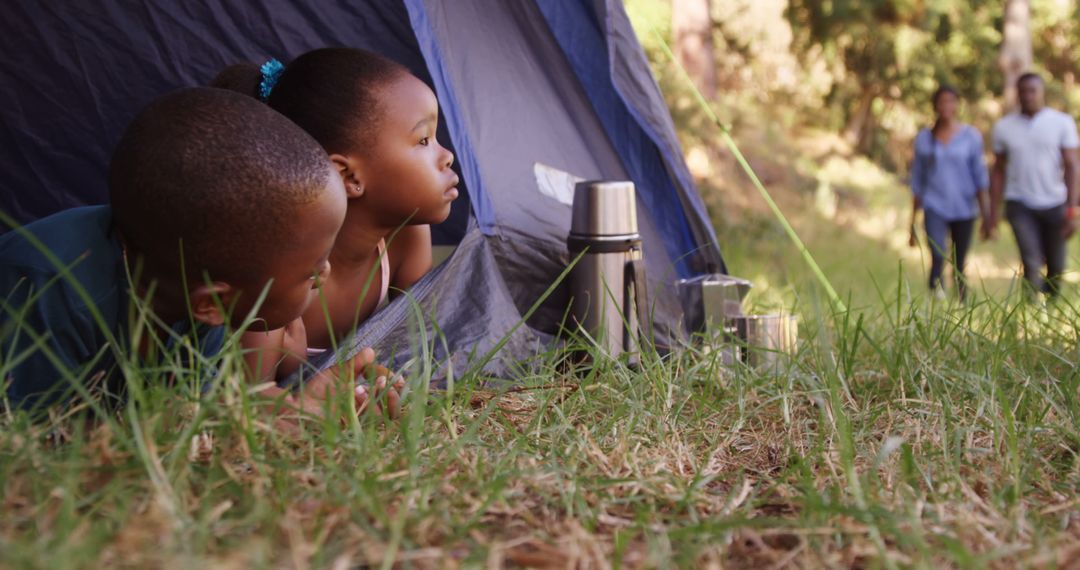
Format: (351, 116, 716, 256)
(1032, 0, 1080, 113)
(785, 0, 921, 150)
(632, 0, 1079, 172)
(1000, 0, 1033, 110)
(673, 0, 717, 99)
(786, 0, 1004, 161)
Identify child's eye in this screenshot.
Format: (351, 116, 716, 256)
(419, 137, 430, 146)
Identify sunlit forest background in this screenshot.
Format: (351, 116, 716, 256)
(626, 0, 1080, 310)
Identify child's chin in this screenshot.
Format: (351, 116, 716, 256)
(420, 205, 453, 225)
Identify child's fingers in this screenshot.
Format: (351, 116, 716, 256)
(385, 387, 402, 419)
(360, 364, 392, 384)
(373, 375, 403, 419)
(354, 380, 387, 417)
(360, 376, 390, 417)
(345, 349, 376, 380)
(354, 384, 371, 415)
(352, 375, 408, 419)
(304, 350, 376, 401)
(352, 348, 377, 372)
(373, 375, 388, 409)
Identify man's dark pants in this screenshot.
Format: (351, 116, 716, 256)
(1005, 200, 1067, 296)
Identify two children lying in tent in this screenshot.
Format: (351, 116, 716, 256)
(0, 48, 459, 424)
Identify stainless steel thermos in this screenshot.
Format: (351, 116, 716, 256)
(567, 181, 648, 358)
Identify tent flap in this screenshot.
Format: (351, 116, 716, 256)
(1, 0, 727, 381)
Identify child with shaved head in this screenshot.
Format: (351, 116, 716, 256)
(0, 87, 369, 418)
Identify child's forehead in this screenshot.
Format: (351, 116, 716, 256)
(378, 74, 438, 117)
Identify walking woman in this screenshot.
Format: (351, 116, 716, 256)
(909, 86, 990, 300)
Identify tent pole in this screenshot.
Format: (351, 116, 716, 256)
(649, 28, 848, 314)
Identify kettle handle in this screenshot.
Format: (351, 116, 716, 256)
(624, 257, 652, 349)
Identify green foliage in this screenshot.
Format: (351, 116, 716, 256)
(786, 0, 1006, 158)
(634, 0, 1080, 169)
(1032, 0, 1080, 114)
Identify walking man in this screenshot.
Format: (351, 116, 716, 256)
(987, 73, 1080, 297)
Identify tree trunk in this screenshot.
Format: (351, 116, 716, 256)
(844, 90, 876, 149)
(999, 0, 1032, 112)
(672, 0, 717, 99)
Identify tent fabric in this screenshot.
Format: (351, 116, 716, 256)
(600, 0, 726, 275)
(0, 0, 727, 380)
(535, 0, 704, 277)
(0, 0, 471, 245)
(306, 221, 553, 384)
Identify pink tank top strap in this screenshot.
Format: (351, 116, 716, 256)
(376, 238, 390, 309)
(306, 241, 391, 355)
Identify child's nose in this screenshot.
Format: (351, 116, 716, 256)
(441, 145, 454, 169)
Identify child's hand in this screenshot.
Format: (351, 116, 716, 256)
(263, 348, 376, 424)
(291, 348, 406, 419)
(355, 371, 406, 419)
(299, 347, 377, 405)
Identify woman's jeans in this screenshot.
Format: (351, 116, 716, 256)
(924, 208, 974, 297)
(1005, 200, 1066, 297)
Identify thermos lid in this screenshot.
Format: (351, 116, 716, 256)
(570, 180, 639, 237)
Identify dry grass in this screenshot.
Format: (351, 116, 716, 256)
(5, 283, 1080, 569)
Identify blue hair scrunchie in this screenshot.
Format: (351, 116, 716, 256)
(258, 58, 285, 102)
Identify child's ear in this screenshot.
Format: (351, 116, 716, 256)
(189, 282, 235, 327)
(329, 153, 365, 198)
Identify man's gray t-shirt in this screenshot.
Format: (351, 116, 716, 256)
(991, 108, 1080, 209)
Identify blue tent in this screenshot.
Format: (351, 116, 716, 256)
(1, 0, 726, 376)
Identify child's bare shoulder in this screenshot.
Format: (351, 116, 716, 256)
(387, 225, 432, 290)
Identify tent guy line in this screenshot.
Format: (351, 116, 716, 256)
(651, 27, 848, 313)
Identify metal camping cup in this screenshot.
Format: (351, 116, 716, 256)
(567, 181, 649, 358)
(730, 313, 798, 368)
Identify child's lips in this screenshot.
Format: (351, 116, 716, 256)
(444, 176, 460, 200)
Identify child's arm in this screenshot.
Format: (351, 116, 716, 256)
(387, 225, 433, 296)
(241, 318, 309, 385)
(240, 326, 290, 385)
(242, 325, 404, 421)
